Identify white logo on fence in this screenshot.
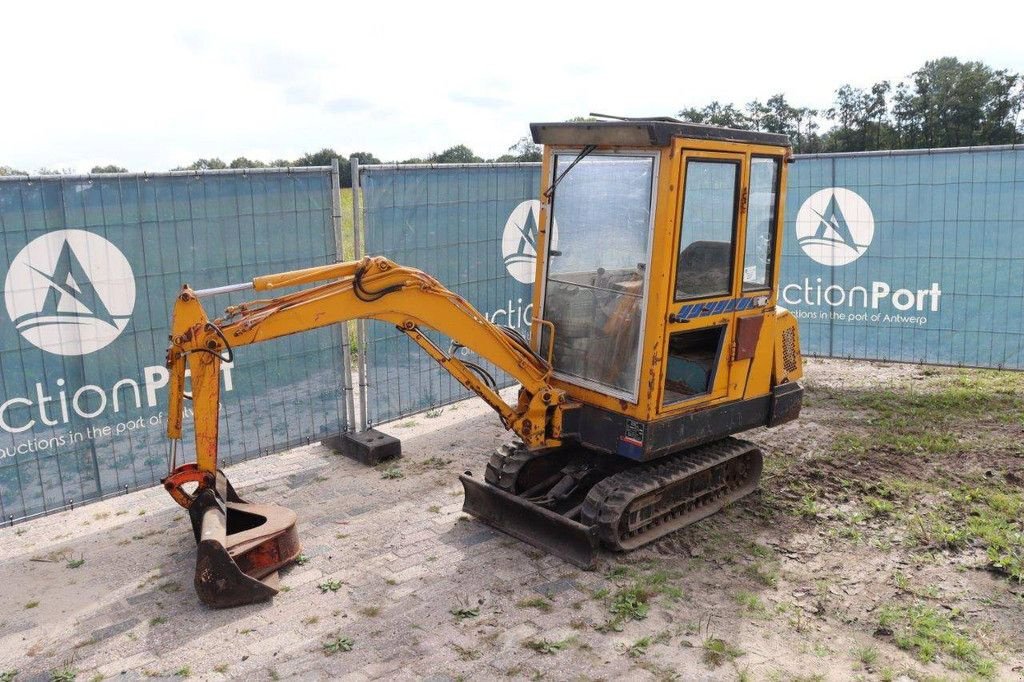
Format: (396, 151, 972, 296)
(502, 200, 557, 284)
(4, 230, 135, 356)
(795, 188, 874, 266)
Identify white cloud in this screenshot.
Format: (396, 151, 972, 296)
(0, 0, 1020, 172)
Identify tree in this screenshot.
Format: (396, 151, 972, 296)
(90, 164, 128, 173)
(494, 136, 541, 162)
(678, 102, 751, 129)
(427, 145, 483, 164)
(293, 148, 341, 167)
(229, 157, 267, 169)
(173, 158, 227, 171)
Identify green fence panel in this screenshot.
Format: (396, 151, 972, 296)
(0, 169, 347, 521)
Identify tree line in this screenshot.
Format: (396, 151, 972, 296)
(678, 57, 1023, 153)
(0, 138, 541, 188)
(4, 57, 1021, 179)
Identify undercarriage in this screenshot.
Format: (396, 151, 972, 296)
(460, 437, 763, 568)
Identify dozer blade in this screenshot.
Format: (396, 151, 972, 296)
(189, 483, 301, 608)
(460, 473, 600, 570)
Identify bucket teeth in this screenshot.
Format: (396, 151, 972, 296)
(188, 482, 301, 608)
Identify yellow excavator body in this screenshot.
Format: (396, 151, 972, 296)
(160, 118, 804, 607)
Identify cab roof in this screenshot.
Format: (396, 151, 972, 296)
(530, 119, 790, 148)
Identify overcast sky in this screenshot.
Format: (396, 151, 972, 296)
(3, 0, 1022, 173)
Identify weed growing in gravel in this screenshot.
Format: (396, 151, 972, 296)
(66, 557, 85, 569)
(322, 634, 354, 655)
(50, 665, 77, 682)
(318, 579, 343, 593)
(213, 664, 228, 674)
(795, 495, 823, 519)
(523, 637, 574, 654)
(0, 671, 14, 682)
(702, 637, 743, 667)
(452, 644, 481, 661)
(358, 606, 381, 617)
(449, 604, 480, 620)
(295, 554, 310, 566)
(149, 616, 167, 626)
(734, 591, 769, 616)
(516, 596, 553, 613)
(25, 600, 39, 609)
(380, 466, 404, 480)
(174, 666, 191, 678)
(854, 645, 878, 667)
(594, 565, 684, 631)
(878, 602, 993, 677)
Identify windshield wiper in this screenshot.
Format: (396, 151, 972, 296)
(543, 144, 597, 200)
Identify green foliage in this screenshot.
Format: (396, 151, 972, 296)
(878, 603, 992, 676)
(318, 579, 343, 593)
(50, 666, 76, 682)
(702, 637, 743, 667)
(523, 637, 573, 654)
(66, 557, 85, 569)
(90, 165, 127, 174)
(322, 634, 354, 655)
(678, 56, 1024, 153)
(427, 144, 483, 164)
(380, 466, 404, 480)
(516, 596, 553, 613)
(0, 166, 28, 176)
(449, 604, 480, 620)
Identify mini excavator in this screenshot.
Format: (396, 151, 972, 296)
(161, 119, 803, 607)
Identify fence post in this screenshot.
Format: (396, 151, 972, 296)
(331, 158, 357, 433)
(351, 155, 370, 431)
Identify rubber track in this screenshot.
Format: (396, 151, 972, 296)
(580, 437, 762, 551)
(484, 442, 534, 491)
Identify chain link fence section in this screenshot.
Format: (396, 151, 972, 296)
(0, 168, 349, 522)
(358, 163, 541, 425)
(783, 146, 1024, 369)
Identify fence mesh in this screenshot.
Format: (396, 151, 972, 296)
(360, 164, 539, 424)
(782, 147, 1024, 369)
(0, 169, 347, 521)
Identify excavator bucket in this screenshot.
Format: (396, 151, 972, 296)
(186, 474, 301, 608)
(460, 473, 600, 569)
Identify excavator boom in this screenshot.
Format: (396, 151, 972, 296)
(162, 256, 576, 607)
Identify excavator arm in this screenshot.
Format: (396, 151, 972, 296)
(160, 257, 578, 606)
(166, 256, 573, 486)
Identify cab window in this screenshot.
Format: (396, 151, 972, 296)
(674, 160, 740, 301)
(742, 157, 781, 291)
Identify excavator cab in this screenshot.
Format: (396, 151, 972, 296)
(160, 118, 803, 607)
(462, 120, 803, 562)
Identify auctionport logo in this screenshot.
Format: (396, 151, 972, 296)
(502, 200, 557, 284)
(4, 229, 135, 356)
(795, 188, 874, 267)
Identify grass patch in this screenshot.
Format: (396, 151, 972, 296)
(322, 634, 354, 655)
(523, 637, 574, 654)
(380, 466, 404, 480)
(702, 637, 743, 667)
(174, 667, 191, 678)
(595, 565, 684, 631)
(452, 644, 481, 661)
(878, 603, 993, 676)
(854, 645, 878, 667)
(734, 591, 769, 616)
(450, 604, 480, 620)
(66, 557, 85, 569)
(516, 596, 553, 613)
(318, 579, 344, 593)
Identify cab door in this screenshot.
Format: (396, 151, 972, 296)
(658, 149, 747, 412)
